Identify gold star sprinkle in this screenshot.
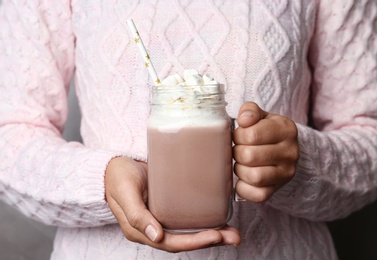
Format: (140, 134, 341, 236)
(156, 78, 161, 84)
(145, 62, 150, 67)
(134, 38, 140, 43)
(145, 54, 150, 60)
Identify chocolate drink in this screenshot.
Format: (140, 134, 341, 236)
(147, 69, 233, 232)
(147, 120, 233, 231)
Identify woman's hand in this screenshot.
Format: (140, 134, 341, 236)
(233, 102, 299, 202)
(105, 156, 240, 253)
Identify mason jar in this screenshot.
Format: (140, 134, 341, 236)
(147, 83, 233, 233)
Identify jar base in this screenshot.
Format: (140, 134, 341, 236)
(163, 224, 226, 234)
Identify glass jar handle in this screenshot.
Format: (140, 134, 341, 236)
(231, 118, 246, 202)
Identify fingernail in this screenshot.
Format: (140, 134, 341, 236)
(240, 111, 255, 118)
(145, 224, 158, 242)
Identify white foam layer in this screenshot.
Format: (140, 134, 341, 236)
(148, 115, 229, 133)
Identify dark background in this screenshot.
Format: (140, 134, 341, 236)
(328, 201, 377, 260)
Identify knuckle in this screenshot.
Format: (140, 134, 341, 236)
(279, 165, 296, 184)
(240, 147, 256, 165)
(236, 178, 271, 203)
(285, 117, 298, 138)
(245, 127, 259, 144)
(249, 170, 264, 186)
(286, 164, 296, 179)
(288, 143, 300, 162)
(253, 190, 270, 203)
(127, 209, 143, 230)
(278, 116, 295, 135)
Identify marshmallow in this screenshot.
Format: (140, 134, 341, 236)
(203, 74, 215, 84)
(157, 69, 222, 105)
(173, 74, 184, 84)
(161, 74, 185, 86)
(184, 74, 204, 86)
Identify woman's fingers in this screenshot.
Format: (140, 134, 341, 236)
(235, 179, 276, 203)
(233, 115, 298, 145)
(218, 226, 241, 245)
(233, 143, 299, 167)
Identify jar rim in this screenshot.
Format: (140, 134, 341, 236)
(152, 83, 225, 94)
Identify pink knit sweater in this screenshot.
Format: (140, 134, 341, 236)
(1, 0, 376, 259)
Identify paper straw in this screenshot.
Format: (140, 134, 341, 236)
(126, 19, 161, 85)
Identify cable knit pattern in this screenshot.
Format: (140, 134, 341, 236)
(0, 0, 376, 259)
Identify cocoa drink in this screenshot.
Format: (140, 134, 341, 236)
(147, 70, 233, 233)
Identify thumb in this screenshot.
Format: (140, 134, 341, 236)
(237, 102, 266, 128)
(105, 157, 164, 243)
(123, 197, 164, 243)
(108, 192, 164, 243)
(120, 172, 164, 243)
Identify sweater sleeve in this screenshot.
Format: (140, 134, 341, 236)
(267, 0, 377, 221)
(0, 0, 119, 227)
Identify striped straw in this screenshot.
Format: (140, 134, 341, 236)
(126, 19, 161, 85)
